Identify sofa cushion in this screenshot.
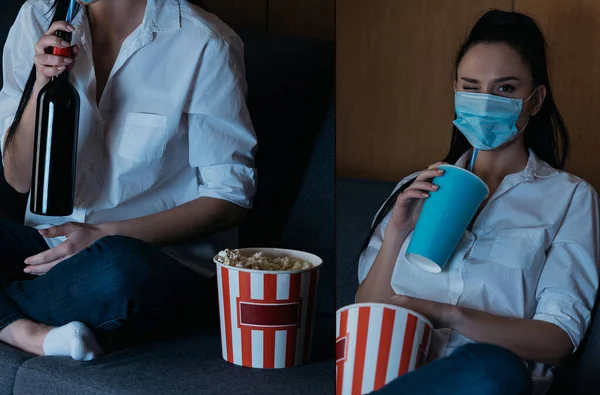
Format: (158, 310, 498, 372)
(336, 178, 396, 309)
(14, 313, 334, 395)
(238, 30, 334, 315)
(571, 300, 600, 394)
(280, 104, 335, 314)
(0, 343, 33, 395)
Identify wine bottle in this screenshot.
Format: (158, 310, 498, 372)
(30, 30, 80, 216)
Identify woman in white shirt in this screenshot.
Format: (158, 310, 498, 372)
(357, 10, 599, 395)
(0, 0, 256, 360)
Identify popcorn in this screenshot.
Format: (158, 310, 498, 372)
(216, 249, 313, 271)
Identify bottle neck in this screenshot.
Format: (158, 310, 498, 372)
(50, 30, 73, 85)
(51, 69, 71, 84)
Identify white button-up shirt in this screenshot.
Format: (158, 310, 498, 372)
(0, 0, 257, 277)
(359, 149, 600, 394)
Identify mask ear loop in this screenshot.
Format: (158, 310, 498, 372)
(517, 87, 539, 134)
(523, 87, 538, 103)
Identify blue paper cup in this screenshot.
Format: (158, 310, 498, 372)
(405, 165, 488, 273)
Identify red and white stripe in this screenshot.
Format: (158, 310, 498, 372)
(217, 265, 320, 368)
(336, 304, 432, 395)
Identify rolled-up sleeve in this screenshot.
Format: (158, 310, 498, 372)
(185, 34, 257, 209)
(0, 4, 44, 161)
(533, 183, 600, 352)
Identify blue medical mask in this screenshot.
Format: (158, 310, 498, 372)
(452, 90, 536, 150)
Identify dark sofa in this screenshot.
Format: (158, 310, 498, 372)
(336, 177, 600, 395)
(0, 2, 334, 394)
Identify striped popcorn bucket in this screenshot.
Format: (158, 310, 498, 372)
(214, 248, 322, 369)
(336, 303, 433, 395)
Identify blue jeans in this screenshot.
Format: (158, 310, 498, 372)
(373, 343, 532, 395)
(0, 216, 217, 351)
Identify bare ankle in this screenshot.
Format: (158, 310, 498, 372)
(0, 319, 53, 355)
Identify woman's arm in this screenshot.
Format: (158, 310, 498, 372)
(1, 6, 45, 193)
(2, 16, 78, 193)
(3, 83, 39, 193)
(387, 295, 573, 367)
(356, 167, 445, 304)
(452, 305, 573, 366)
(25, 197, 246, 274)
(100, 197, 244, 245)
(356, 228, 408, 303)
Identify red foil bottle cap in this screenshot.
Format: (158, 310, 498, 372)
(52, 46, 72, 57)
(52, 30, 72, 58)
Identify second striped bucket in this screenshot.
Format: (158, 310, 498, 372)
(336, 303, 433, 395)
(214, 248, 322, 369)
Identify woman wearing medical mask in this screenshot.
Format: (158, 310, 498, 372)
(0, 0, 255, 360)
(357, 10, 599, 395)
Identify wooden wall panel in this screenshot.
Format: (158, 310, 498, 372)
(203, 0, 268, 30)
(269, 0, 335, 40)
(202, 0, 334, 40)
(514, 0, 600, 190)
(336, 0, 513, 182)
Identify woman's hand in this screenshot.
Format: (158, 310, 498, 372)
(384, 294, 458, 328)
(387, 162, 447, 234)
(23, 222, 108, 276)
(33, 22, 80, 88)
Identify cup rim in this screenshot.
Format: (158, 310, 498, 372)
(438, 164, 490, 197)
(213, 247, 323, 274)
(336, 302, 434, 329)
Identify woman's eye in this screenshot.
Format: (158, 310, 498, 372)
(498, 85, 515, 93)
(462, 86, 478, 91)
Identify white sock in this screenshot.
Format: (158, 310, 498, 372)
(42, 321, 104, 361)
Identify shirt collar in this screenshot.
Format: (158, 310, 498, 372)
(455, 148, 559, 181)
(70, 0, 181, 34)
(140, 0, 181, 33)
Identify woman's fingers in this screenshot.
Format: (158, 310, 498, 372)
(35, 21, 76, 55)
(427, 161, 449, 170)
(416, 168, 445, 182)
(38, 65, 66, 78)
(34, 54, 73, 67)
(33, 23, 76, 86)
(415, 162, 449, 181)
(34, 46, 77, 79)
(44, 21, 76, 37)
(406, 180, 439, 193)
(398, 188, 431, 200)
(35, 35, 69, 55)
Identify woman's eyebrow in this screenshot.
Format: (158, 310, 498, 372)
(460, 76, 520, 83)
(494, 76, 520, 82)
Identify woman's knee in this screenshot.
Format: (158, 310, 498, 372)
(93, 235, 153, 258)
(87, 236, 162, 295)
(453, 343, 532, 395)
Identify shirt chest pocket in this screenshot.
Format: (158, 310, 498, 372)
(117, 113, 168, 163)
(488, 229, 545, 270)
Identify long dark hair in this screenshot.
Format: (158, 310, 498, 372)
(359, 9, 570, 257)
(4, 1, 80, 155)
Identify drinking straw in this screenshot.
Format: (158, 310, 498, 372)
(468, 148, 478, 172)
(66, 0, 76, 24)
